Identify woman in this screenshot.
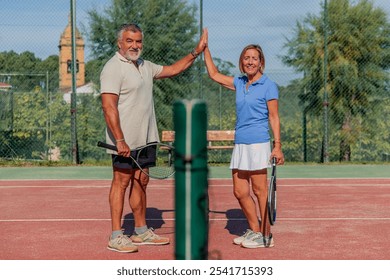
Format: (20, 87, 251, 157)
(203, 29, 284, 248)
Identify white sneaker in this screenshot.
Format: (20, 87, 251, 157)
(241, 232, 275, 248)
(130, 228, 170, 245)
(233, 229, 255, 245)
(107, 234, 138, 253)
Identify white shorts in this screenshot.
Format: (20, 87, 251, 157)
(229, 142, 271, 171)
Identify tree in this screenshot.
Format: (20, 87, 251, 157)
(84, 0, 201, 131)
(38, 55, 60, 92)
(0, 51, 59, 92)
(282, 0, 390, 161)
(0, 51, 61, 160)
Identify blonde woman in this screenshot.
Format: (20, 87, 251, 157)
(203, 29, 284, 248)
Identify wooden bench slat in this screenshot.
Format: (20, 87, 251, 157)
(161, 130, 175, 142)
(207, 146, 234, 149)
(162, 130, 235, 141)
(207, 130, 235, 141)
(161, 130, 235, 150)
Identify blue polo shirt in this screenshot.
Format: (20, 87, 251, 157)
(233, 74, 279, 144)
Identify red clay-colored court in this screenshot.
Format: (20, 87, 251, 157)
(0, 178, 389, 260)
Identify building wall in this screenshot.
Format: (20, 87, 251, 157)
(58, 19, 85, 92)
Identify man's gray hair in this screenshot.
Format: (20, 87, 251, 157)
(117, 23, 143, 40)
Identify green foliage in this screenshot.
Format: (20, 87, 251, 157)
(282, 0, 390, 161)
(2, 0, 388, 165)
(202, 58, 236, 131)
(76, 94, 107, 161)
(85, 0, 201, 131)
(0, 51, 58, 92)
(0, 51, 59, 92)
(39, 55, 60, 92)
(1, 90, 50, 160)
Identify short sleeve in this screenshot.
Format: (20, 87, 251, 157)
(266, 81, 279, 101)
(149, 61, 163, 78)
(100, 59, 122, 95)
(233, 76, 245, 89)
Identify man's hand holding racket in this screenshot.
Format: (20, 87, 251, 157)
(97, 141, 175, 179)
(115, 138, 131, 158)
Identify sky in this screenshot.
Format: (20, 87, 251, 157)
(0, 0, 389, 84)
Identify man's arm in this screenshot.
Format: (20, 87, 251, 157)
(156, 29, 207, 79)
(101, 93, 130, 157)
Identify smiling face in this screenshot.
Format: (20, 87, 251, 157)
(117, 29, 143, 62)
(238, 44, 265, 78)
(242, 49, 261, 76)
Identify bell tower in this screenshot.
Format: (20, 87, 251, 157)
(58, 16, 85, 92)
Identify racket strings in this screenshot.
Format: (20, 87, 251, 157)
(268, 158, 277, 225)
(139, 144, 175, 179)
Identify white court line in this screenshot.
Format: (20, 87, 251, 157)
(0, 177, 388, 180)
(0, 179, 174, 181)
(274, 184, 390, 187)
(208, 184, 390, 188)
(1, 184, 389, 191)
(1, 184, 389, 189)
(0, 186, 110, 189)
(1, 217, 390, 222)
(0, 185, 172, 189)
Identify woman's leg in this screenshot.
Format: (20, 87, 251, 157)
(232, 169, 260, 232)
(250, 169, 269, 236)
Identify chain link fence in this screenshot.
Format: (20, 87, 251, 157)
(0, 0, 389, 164)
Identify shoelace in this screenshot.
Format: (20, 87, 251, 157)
(145, 228, 159, 239)
(248, 232, 263, 241)
(116, 235, 132, 244)
(242, 229, 253, 238)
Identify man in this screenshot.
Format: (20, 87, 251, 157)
(101, 23, 207, 253)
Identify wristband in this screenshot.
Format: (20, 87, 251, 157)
(273, 140, 282, 147)
(116, 139, 125, 143)
(190, 48, 199, 58)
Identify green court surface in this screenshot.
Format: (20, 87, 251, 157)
(0, 164, 389, 180)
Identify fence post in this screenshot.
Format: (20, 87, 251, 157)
(174, 99, 208, 260)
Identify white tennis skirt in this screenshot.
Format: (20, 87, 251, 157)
(229, 142, 271, 171)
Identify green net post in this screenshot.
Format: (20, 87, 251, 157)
(174, 99, 208, 260)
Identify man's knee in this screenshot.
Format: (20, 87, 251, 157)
(112, 168, 132, 190)
(136, 170, 149, 187)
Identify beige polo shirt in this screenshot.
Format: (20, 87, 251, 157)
(100, 52, 163, 151)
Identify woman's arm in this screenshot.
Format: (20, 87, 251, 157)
(204, 46, 235, 90)
(203, 28, 235, 91)
(268, 99, 284, 165)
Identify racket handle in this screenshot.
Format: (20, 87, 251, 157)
(97, 141, 117, 152)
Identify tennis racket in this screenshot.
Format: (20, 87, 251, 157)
(97, 141, 175, 179)
(267, 157, 277, 226)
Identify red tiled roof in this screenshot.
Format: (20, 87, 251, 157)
(0, 82, 12, 88)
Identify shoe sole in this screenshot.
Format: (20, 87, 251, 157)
(241, 242, 274, 249)
(107, 246, 138, 253)
(132, 241, 170, 246)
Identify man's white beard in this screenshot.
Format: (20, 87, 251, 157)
(125, 49, 142, 62)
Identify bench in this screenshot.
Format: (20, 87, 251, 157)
(161, 130, 235, 150)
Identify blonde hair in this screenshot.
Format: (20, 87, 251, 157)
(238, 44, 265, 74)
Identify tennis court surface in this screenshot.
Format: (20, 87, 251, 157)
(0, 165, 389, 260)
